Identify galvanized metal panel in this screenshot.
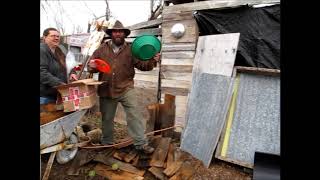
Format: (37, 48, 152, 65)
(180, 73, 234, 167)
(219, 73, 280, 166)
(40, 109, 87, 149)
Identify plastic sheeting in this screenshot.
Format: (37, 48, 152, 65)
(194, 5, 280, 69)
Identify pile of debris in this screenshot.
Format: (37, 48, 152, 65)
(67, 135, 203, 180)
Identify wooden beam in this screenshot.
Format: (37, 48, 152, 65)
(162, 79, 191, 90)
(235, 66, 280, 76)
(150, 4, 163, 20)
(161, 58, 194, 66)
(134, 74, 158, 89)
(125, 36, 161, 43)
(41, 151, 56, 180)
(126, 18, 162, 30)
(162, 43, 196, 51)
(146, 104, 159, 133)
(161, 72, 192, 81)
(128, 28, 162, 38)
(135, 68, 159, 76)
(162, 51, 195, 59)
(160, 94, 176, 137)
(163, 0, 280, 14)
(175, 96, 188, 128)
(163, 11, 194, 22)
(161, 65, 194, 73)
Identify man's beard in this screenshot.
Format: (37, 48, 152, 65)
(112, 36, 125, 46)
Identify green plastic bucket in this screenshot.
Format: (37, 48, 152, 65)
(131, 34, 161, 61)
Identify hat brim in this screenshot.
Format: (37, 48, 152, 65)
(106, 28, 131, 37)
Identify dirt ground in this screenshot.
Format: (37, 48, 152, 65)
(41, 111, 252, 180)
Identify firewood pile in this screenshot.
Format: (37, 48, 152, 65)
(68, 135, 202, 180)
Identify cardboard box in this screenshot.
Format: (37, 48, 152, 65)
(56, 79, 102, 112)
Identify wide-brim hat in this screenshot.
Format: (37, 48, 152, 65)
(105, 20, 131, 37)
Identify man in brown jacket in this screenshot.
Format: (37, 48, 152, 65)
(88, 20, 160, 153)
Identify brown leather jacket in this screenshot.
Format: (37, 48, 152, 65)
(88, 40, 157, 98)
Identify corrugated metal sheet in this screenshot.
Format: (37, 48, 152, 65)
(217, 73, 280, 167)
(181, 73, 234, 167)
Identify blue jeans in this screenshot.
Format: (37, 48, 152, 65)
(99, 89, 147, 146)
(40, 97, 55, 105)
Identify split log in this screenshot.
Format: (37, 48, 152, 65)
(94, 155, 145, 176)
(148, 167, 166, 180)
(150, 137, 171, 167)
(95, 163, 144, 180)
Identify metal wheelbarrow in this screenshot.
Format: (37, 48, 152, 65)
(40, 109, 89, 180)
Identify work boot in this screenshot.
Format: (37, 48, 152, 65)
(135, 144, 155, 154)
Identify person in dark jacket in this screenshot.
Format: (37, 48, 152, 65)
(87, 20, 160, 154)
(40, 27, 77, 104)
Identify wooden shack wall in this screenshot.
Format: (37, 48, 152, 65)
(160, 9, 198, 128)
(160, 0, 280, 129)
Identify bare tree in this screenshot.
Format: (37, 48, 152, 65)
(41, 0, 67, 35)
(149, 0, 163, 20)
(105, 0, 110, 21)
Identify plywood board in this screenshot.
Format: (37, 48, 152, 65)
(192, 33, 239, 81)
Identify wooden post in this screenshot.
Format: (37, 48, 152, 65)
(41, 151, 56, 180)
(160, 94, 176, 137)
(147, 94, 176, 137)
(146, 104, 159, 133)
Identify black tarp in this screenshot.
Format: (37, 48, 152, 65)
(193, 5, 280, 69)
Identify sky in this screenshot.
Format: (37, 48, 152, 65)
(40, 0, 153, 36)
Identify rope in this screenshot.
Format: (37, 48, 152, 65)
(80, 125, 183, 149)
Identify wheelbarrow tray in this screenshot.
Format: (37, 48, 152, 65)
(40, 109, 87, 150)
